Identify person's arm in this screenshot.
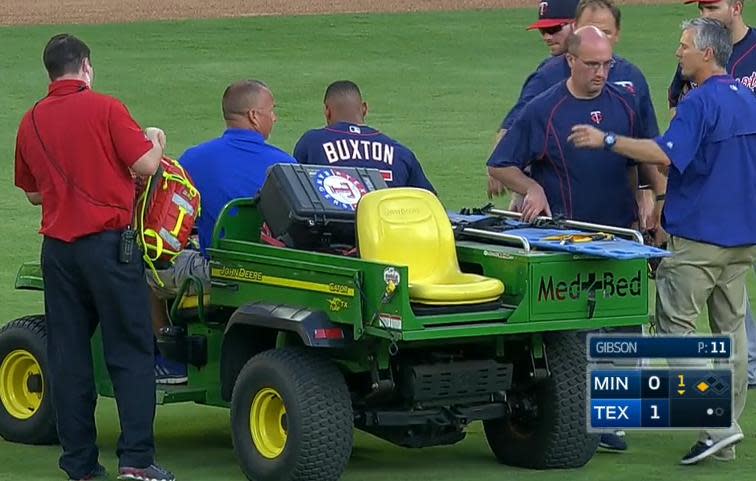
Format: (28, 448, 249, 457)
(569, 95, 705, 172)
(569, 128, 671, 165)
(109, 101, 163, 176)
(131, 128, 164, 176)
(25, 192, 42, 205)
(486, 105, 549, 221)
(405, 152, 436, 194)
(292, 134, 308, 163)
(488, 166, 551, 222)
(14, 124, 42, 206)
(667, 64, 687, 118)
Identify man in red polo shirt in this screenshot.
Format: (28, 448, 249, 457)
(14, 34, 175, 481)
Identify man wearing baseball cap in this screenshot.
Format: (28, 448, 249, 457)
(495, 0, 579, 142)
(528, 0, 580, 56)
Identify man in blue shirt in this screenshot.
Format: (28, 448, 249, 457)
(148, 79, 296, 382)
(488, 26, 641, 228)
(570, 18, 756, 465)
(492, 0, 666, 233)
(666, 1, 756, 386)
(294, 80, 434, 192)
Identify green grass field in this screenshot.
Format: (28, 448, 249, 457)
(1, 5, 755, 481)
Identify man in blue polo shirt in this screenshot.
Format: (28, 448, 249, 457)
(148, 79, 296, 382)
(293, 80, 434, 192)
(666, 0, 756, 388)
(487, 26, 641, 228)
(570, 18, 756, 464)
(491, 0, 666, 232)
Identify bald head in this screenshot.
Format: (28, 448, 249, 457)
(222, 79, 270, 121)
(323, 80, 367, 125)
(565, 25, 613, 98)
(222, 79, 277, 138)
(566, 25, 611, 56)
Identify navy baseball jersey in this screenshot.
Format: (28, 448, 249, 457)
(293, 122, 435, 192)
(500, 54, 659, 139)
(668, 27, 756, 108)
(499, 56, 552, 130)
(488, 81, 641, 228)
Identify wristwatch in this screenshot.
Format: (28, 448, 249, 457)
(603, 132, 617, 151)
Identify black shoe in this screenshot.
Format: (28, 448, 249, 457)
(599, 431, 628, 451)
(680, 433, 744, 465)
(68, 464, 107, 481)
(118, 464, 175, 481)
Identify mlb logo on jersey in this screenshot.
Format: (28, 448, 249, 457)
(349, 125, 362, 134)
(590, 110, 603, 125)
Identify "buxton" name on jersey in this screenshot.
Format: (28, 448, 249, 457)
(322, 139, 395, 165)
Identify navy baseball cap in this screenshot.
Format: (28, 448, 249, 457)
(527, 0, 580, 30)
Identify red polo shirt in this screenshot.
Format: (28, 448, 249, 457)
(15, 79, 153, 242)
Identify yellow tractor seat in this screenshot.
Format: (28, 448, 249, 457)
(356, 188, 505, 305)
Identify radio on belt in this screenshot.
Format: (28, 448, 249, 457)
(259, 164, 388, 249)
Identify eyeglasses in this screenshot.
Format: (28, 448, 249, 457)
(538, 25, 565, 35)
(576, 57, 616, 72)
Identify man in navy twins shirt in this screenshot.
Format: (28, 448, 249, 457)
(487, 26, 642, 228)
(293, 80, 435, 192)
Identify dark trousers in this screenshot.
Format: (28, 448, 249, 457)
(42, 231, 156, 479)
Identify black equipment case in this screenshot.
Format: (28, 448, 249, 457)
(259, 164, 387, 248)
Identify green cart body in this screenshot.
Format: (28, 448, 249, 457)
(2, 196, 649, 481)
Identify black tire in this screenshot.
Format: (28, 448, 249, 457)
(230, 348, 353, 481)
(0, 315, 58, 445)
(484, 331, 598, 469)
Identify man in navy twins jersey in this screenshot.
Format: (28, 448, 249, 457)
(491, 0, 666, 233)
(487, 27, 643, 229)
(293, 81, 435, 192)
(668, 0, 755, 110)
(494, 0, 579, 143)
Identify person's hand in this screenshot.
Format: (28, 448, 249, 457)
(487, 174, 506, 199)
(521, 184, 551, 222)
(508, 192, 524, 212)
(652, 225, 668, 247)
(568, 125, 605, 149)
(636, 189, 655, 231)
(145, 127, 166, 150)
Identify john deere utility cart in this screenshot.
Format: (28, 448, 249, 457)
(1, 165, 655, 481)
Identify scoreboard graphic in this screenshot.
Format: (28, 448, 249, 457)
(586, 335, 734, 431)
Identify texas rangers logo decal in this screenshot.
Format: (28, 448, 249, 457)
(539, 1, 549, 15)
(315, 169, 368, 211)
(590, 110, 603, 125)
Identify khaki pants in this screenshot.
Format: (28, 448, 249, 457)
(655, 236, 756, 442)
(146, 250, 211, 300)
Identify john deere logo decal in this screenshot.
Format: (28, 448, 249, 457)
(315, 169, 368, 211)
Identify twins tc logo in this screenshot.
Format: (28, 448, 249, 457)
(590, 110, 603, 125)
(539, 1, 549, 15)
